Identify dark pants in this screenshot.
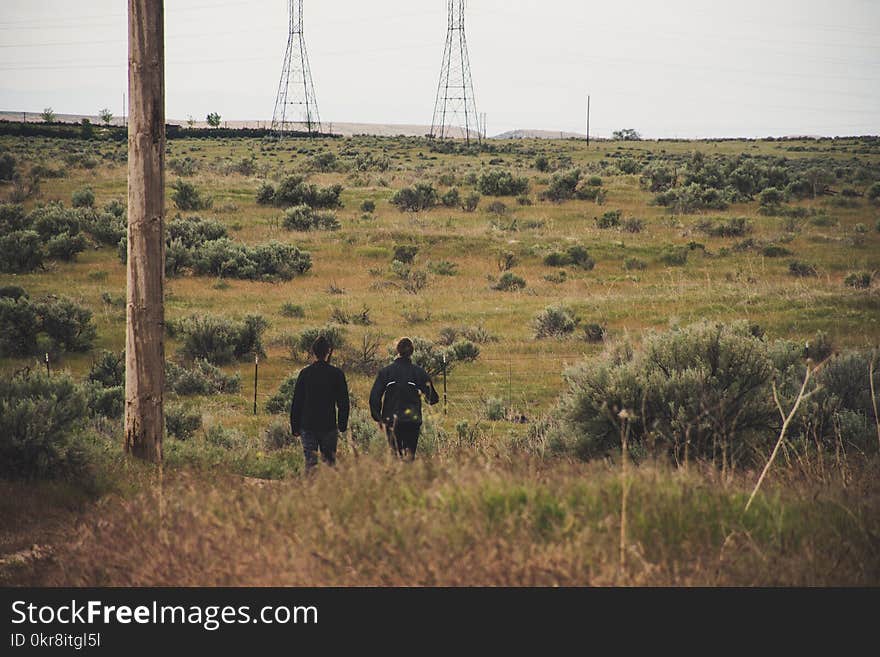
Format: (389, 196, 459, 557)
(387, 423, 421, 459)
(301, 429, 338, 471)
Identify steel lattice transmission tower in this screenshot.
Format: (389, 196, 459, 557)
(272, 0, 321, 136)
(430, 0, 479, 143)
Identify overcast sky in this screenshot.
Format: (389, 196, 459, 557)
(1, 0, 878, 138)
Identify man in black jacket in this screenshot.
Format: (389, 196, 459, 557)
(290, 336, 350, 471)
(369, 337, 439, 459)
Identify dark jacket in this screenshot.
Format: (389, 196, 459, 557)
(290, 360, 350, 435)
(369, 357, 439, 426)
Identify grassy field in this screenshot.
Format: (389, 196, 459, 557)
(1, 132, 879, 585)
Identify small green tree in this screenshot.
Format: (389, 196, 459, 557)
(612, 128, 641, 141)
(41, 107, 56, 123)
(206, 112, 222, 128)
(98, 108, 113, 125)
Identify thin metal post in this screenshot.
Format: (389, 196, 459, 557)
(442, 353, 448, 416)
(253, 354, 259, 416)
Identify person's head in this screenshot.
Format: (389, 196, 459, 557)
(396, 337, 414, 360)
(312, 336, 332, 361)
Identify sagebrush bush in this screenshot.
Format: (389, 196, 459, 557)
(393, 244, 419, 264)
(478, 170, 529, 197)
(165, 359, 241, 396)
(0, 230, 44, 273)
(171, 314, 268, 365)
(84, 383, 124, 419)
(390, 184, 438, 212)
(844, 272, 872, 289)
(543, 245, 595, 270)
(266, 375, 297, 415)
(71, 187, 95, 208)
(190, 239, 311, 281)
(89, 350, 125, 388)
(282, 205, 340, 231)
(0, 373, 90, 479)
(171, 180, 212, 211)
(659, 246, 689, 266)
(259, 176, 343, 209)
(595, 210, 621, 229)
(280, 303, 305, 318)
(166, 405, 202, 441)
(492, 272, 526, 291)
(789, 260, 818, 278)
(533, 306, 579, 339)
(696, 217, 751, 238)
(560, 322, 799, 464)
(264, 422, 294, 450)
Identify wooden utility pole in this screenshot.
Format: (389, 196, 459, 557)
(125, 0, 165, 463)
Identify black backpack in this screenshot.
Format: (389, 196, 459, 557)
(386, 361, 424, 426)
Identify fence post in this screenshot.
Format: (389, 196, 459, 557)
(253, 354, 259, 416)
(508, 360, 512, 412)
(442, 353, 448, 416)
(45, 353, 50, 378)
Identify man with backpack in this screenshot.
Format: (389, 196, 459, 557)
(290, 336, 350, 472)
(369, 337, 440, 459)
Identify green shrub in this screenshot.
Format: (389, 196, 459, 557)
(171, 180, 212, 211)
(71, 187, 95, 208)
(462, 193, 480, 212)
(0, 285, 27, 301)
(696, 217, 751, 238)
(29, 203, 81, 241)
(393, 244, 419, 264)
(165, 359, 241, 396)
(595, 210, 621, 229)
(89, 350, 125, 388)
(82, 209, 126, 246)
(84, 383, 124, 419)
(282, 205, 340, 231)
(190, 239, 312, 281)
(45, 232, 88, 261)
(486, 397, 506, 421)
(0, 230, 44, 273)
(583, 324, 607, 343)
(0, 297, 39, 356)
(0, 152, 16, 182)
(0, 373, 90, 479)
(166, 405, 202, 441)
(761, 244, 792, 258)
(844, 272, 873, 289)
(486, 201, 508, 215)
(266, 375, 297, 415)
(441, 187, 461, 208)
(280, 303, 305, 318)
(264, 421, 294, 450)
(493, 272, 526, 291)
(624, 257, 648, 271)
(865, 181, 879, 202)
(360, 200, 376, 213)
(543, 169, 582, 202)
(168, 216, 228, 248)
(427, 260, 458, 276)
(559, 322, 797, 465)
(34, 296, 97, 353)
(263, 176, 343, 209)
(205, 425, 245, 449)
(478, 170, 530, 196)
(659, 246, 689, 266)
(172, 314, 268, 365)
(789, 260, 818, 277)
(622, 218, 644, 233)
(654, 184, 730, 213)
(543, 246, 595, 270)
(390, 184, 438, 212)
(0, 203, 29, 234)
(533, 306, 579, 339)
